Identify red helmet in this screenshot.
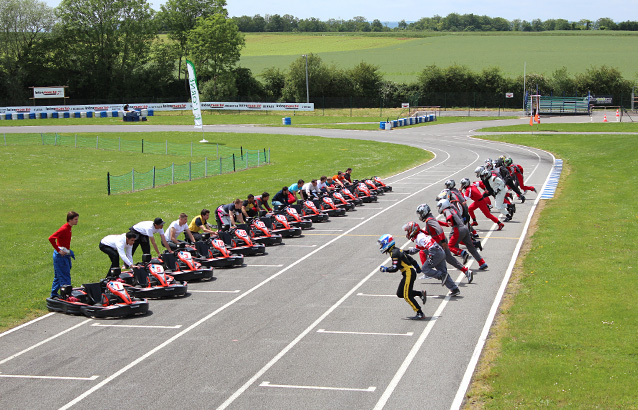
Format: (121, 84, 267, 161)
(403, 221, 421, 240)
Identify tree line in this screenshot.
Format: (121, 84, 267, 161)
(232, 13, 638, 33)
(0, 0, 635, 108)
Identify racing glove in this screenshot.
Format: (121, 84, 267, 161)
(379, 266, 388, 272)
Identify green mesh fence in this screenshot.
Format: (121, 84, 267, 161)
(2, 133, 257, 159)
(107, 152, 270, 194)
(1, 133, 270, 195)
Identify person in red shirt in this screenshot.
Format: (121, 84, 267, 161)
(460, 178, 504, 230)
(48, 211, 79, 298)
(505, 158, 536, 194)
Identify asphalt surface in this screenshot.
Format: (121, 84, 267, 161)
(0, 116, 564, 409)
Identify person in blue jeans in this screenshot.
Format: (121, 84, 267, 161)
(48, 211, 79, 298)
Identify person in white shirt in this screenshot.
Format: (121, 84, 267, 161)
(99, 232, 137, 274)
(129, 217, 172, 257)
(164, 213, 196, 249)
(302, 179, 320, 200)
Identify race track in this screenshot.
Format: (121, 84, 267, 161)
(0, 118, 557, 409)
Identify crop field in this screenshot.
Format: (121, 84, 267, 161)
(0, 131, 431, 330)
(240, 32, 638, 83)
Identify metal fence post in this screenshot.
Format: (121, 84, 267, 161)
(107, 172, 111, 195)
(142, 139, 144, 154)
(257, 152, 260, 167)
(189, 161, 192, 181)
(153, 166, 156, 188)
(219, 157, 222, 175)
(131, 168, 135, 192)
(232, 154, 235, 172)
(268, 148, 270, 163)
(172, 163, 174, 184)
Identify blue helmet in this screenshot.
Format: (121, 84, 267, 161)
(377, 234, 395, 253)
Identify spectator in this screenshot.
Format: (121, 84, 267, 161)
(48, 211, 79, 298)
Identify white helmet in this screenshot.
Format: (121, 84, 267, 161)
(460, 178, 471, 190)
(436, 198, 451, 214)
(474, 166, 485, 178)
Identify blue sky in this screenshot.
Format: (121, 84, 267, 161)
(43, 0, 638, 22)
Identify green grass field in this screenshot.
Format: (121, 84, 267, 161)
(479, 121, 638, 132)
(466, 133, 638, 408)
(0, 131, 431, 331)
(239, 32, 638, 83)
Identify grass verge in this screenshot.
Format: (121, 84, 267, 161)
(0, 131, 432, 331)
(479, 122, 638, 133)
(465, 133, 638, 408)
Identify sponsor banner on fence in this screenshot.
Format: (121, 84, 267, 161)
(33, 87, 65, 99)
(0, 102, 314, 114)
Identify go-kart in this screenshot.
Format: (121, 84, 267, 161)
(162, 251, 215, 281)
(276, 206, 313, 230)
(268, 214, 303, 237)
(339, 187, 363, 206)
(217, 230, 267, 256)
(319, 196, 347, 217)
(372, 176, 392, 192)
(46, 281, 149, 318)
(354, 182, 378, 203)
(302, 200, 330, 222)
(245, 218, 283, 246)
(330, 191, 356, 211)
(109, 261, 188, 299)
(363, 179, 384, 196)
(190, 240, 244, 268)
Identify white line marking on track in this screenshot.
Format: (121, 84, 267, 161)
(0, 319, 90, 366)
(0, 313, 55, 339)
(0, 373, 99, 381)
(317, 329, 414, 337)
(311, 229, 343, 232)
(358, 207, 383, 210)
(356, 292, 437, 298)
(188, 290, 241, 293)
(283, 244, 317, 248)
(90, 323, 182, 329)
(259, 381, 376, 392)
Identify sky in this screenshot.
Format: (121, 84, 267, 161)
(42, 0, 638, 22)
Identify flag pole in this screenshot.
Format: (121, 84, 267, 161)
(186, 59, 208, 143)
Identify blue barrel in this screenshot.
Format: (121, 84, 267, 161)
(282, 117, 291, 125)
(5, 113, 12, 120)
(29, 113, 36, 119)
(17, 113, 24, 120)
(86, 111, 93, 118)
(40, 112, 48, 119)
(392, 120, 398, 128)
(100, 111, 107, 118)
(52, 112, 59, 119)
(63, 112, 70, 118)
(74, 112, 81, 118)
(111, 111, 118, 117)
(379, 121, 385, 130)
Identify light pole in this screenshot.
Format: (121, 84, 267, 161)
(302, 54, 309, 103)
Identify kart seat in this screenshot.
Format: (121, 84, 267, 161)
(195, 241, 211, 258)
(132, 266, 149, 287)
(83, 283, 103, 305)
(163, 252, 178, 271)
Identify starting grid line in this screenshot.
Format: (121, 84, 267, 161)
(540, 158, 562, 199)
(0, 373, 99, 381)
(259, 381, 376, 393)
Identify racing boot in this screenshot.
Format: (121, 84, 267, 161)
(520, 195, 526, 203)
(465, 269, 474, 284)
(497, 222, 505, 231)
(504, 214, 512, 222)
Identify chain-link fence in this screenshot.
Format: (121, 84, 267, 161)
(107, 150, 268, 194)
(1, 133, 270, 195)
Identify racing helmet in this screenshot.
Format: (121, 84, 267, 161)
(377, 234, 395, 253)
(480, 168, 492, 178)
(403, 221, 421, 240)
(437, 198, 451, 214)
(416, 203, 431, 222)
(444, 179, 456, 189)
(436, 189, 450, 201)
(484, 159, 494, 171)
(474, 166, 485, 178)
(504, 157, 513, 166)
(460, 177, 471, 190)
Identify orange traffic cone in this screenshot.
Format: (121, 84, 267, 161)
(534, 113, 540, 124)
(603, 114, 608, 122)
(616, 109, 620, 121)
(529, 115, 533, 126)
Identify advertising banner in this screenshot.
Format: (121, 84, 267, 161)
(33, 87, 65, 99)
